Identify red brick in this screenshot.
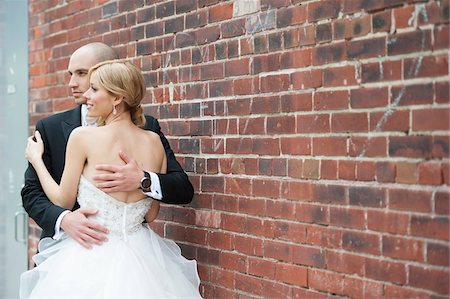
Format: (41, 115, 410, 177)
(390, 136, 433, 159)
(274, 221, 307, 243)
(434, 24, 450, 50)
(252, 179, 280, 199)
(208, 2, 233, 22)
(327, 251, 365, 275)
(413, 108, 450, 131)
(280, 48, 312, 69)
(361, 60, 402, 83)
(313, 137, 347, 156)
(260, 74, 289, 93)
(356, 161, 376, 181)
(331, 112, 368, 133)
(338, 160, 356, 180)
(308, 269, 345, 295)
(388, 30, 432, 56)
(308, 0, 340, 22)
(267, 116, 296, 134)
(225, 58, 250, 77)
(405, 55, 448, 79)
(365, 258, 406, 285)
(349, 186, 385, 208)
(389, 188, 432, 213)
(238, 197, 266, 217)
(347, 37, 386, 59)
(302, 159, 320, 179)
(382, 235, 425, 262)
(411, 215, 449, 241)
(321, 159, 338, 180)
(281, 137, 311, 155)
(296, 202, 329, 224)
(409, 265, 449, 294)
(313, 184, 346, 204)
(233, 77, 259, 95)
(418, 162, 443, 185)
(238, 117, 265, 135)
(275, 263, 307, 286)
(207, 231, 234, 250)
(435, 191, 450, 215)
(276, 5, 307, 27)
(393, 5, 415, 29)
(281, 93, 313, 112)
(333, 15, 371, 40)
(370, 110, 410, 132)
(306, 226, 342, 249)
(312, 42, 347, 65)
(330, 207, 365, 229)
(250, 96, 280, 114)
(323, 65, 357, 87)
(221, 18, 245, 38)
(427, 242, 450, 267)
(292, 69, 322, 90)
(225, 177, 251, 196)
(248, 257, 275, 279)
(436, 81, 450, 104)
(367, 210, 409, 234)
(396, 161, 419, 184)
(266, 200, 296, 220)
(314, 90, 348, 110)
(297, 114, 330, 133)
(343, 231, 380, 255)
(384, 284, 432, 299)
(350, 87, 389, 108)
(298, 24, 315, 46)
(281, 181, 312, 201)
(234, 235, 263, 256)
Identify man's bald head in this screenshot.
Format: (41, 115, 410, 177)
(68, 43, 119, 105)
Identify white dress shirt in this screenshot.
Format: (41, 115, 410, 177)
(53, 105, 163, 239)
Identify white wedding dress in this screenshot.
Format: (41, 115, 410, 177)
(20, 176, 202, 298)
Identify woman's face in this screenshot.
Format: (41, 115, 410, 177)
(83, 73, 115, 118)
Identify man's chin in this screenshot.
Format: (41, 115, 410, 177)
(73, 97, 87, 106)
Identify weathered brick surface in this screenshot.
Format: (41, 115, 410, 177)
(28, 0, 449, 297)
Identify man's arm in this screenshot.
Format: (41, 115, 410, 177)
(21, 120, 66, 237)
(21, 120, 108, 247)
(94, 116, 194, 205)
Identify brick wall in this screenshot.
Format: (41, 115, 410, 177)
(28, 0, 449, 298)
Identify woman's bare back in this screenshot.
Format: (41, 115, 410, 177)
(78, 121, 166, 203)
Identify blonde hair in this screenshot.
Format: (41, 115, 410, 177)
(88, 60, 146, 128)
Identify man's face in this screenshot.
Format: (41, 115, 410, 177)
(67, 50, 98, 105)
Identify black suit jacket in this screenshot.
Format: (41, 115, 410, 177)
(21, 106, 193, 238)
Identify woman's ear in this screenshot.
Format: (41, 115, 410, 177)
(113, 96, 124, 106)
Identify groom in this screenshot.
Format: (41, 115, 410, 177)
(22, 42, 194, 249)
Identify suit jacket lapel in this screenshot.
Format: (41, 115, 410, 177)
(62, 105, 82, 141)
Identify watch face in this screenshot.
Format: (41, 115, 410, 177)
(141, 178, 151, 189)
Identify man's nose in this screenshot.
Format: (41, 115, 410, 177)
(68, 75, 77, 87)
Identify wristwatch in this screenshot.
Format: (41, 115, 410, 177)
(140, 171, 151, 192)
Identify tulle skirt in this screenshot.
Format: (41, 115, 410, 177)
(20, 225, 201, 298)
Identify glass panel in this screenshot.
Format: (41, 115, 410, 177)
(0, 0, 29, 298)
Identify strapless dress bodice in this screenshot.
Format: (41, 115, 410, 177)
(77, 175, 152, 239)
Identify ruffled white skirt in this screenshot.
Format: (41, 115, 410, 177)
(20, 225, 201, 298)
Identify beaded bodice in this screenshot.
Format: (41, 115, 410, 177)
(77, 175, 152, 238)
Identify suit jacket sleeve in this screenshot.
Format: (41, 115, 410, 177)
(21, 120, 66, 237)
(146, 117, 194, 204)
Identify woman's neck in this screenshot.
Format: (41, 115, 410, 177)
(104, 110, 132, 125)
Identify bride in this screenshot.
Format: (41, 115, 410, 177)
(21, 60, 201, 298)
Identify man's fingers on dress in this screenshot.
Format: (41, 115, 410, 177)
(88, 221, 109, 236)
(77, 207, 99, 216)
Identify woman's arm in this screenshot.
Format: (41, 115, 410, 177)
(25, 129, 87, 209)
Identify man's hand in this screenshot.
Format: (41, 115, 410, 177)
(60, 208, 109, 249)
(93, 150, 142, 193)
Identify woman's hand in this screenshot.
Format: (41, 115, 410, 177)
(25, 130, 44, 165)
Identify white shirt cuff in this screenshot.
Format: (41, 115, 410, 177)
(53, 210, 71, 240)
(143, 171, 162, 200)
